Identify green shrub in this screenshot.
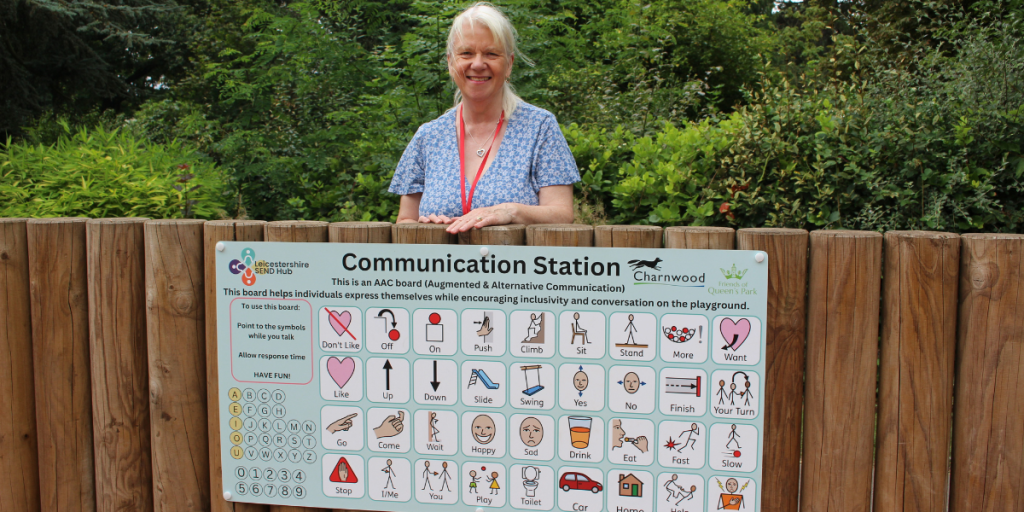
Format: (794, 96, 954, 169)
(0, 122, 227, 219)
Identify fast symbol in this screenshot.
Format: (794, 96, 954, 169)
(328, 309, 357, 340)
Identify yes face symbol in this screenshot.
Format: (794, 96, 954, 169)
(472, 414, 496, 444)
(519, 417, 544, 447)
(574, 371, 589, 392)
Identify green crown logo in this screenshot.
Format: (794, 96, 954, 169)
(720, 263, 748, 280)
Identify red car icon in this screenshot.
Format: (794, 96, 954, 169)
(559, 472, 603, 493)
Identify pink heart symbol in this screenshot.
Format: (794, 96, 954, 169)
(327, 356, 356, 389)
(719, 318, 751, 351)
(328, 310, 356, 340)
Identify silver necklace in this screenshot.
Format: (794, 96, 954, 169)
(464, 113, 502, 157)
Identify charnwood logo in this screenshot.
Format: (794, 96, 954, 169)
(627, 257, 704, 287)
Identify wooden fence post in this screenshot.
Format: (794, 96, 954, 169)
(526, 224, 594, 247)
(874, 231, 959, 512)
(457, 224, 526, 245)
(665, 226, 735, 249)
(391, 223, 458, 245)
(326, 221, 393, 512)
(264, 220, 330, 512)
(800, 230, 882, 512)
(949, 234, 1024, 512)
(145, 219, 210, 511)
(27, 218, 96, 512)
(0, 219, 41, 512)
(205, 220, 269, 512)
(328, 222, 392, 244)
(594, 225, 663, 248)
(737, 228, 808, 512)
(87, 219, 154, 511)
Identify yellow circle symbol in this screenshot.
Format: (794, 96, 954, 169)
(230, 431, 243, 445)
(229, 417, 243, 430)
(228, 388, 242, 401)
(230, 446, 243, 459)
(229, 403, 242, 416)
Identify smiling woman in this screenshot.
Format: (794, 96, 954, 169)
(388, 2, 579, 233)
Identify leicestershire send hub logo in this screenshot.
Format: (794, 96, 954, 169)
(229, 247, 259, 286)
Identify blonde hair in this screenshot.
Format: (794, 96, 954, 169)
(447, 2, 533, 116)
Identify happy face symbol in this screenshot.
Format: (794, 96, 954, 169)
(471, 414, 495, 445)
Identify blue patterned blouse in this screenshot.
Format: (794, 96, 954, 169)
(388, 102, 580, 218)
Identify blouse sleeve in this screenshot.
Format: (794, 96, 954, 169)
(388, 126, 428, 195)
(530, 112, 581, 191)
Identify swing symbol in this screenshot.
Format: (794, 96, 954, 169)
(521, 365, 545, 396)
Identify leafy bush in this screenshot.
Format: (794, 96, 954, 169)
(569, 11, 1024, 232)
(0, 122, 227, 219)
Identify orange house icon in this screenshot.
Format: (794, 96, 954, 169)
(618, 473, 643, 497)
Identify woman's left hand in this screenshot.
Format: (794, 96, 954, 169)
(445, 204, 517, 233)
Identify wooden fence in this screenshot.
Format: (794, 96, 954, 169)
(1, 218, 1022, 512)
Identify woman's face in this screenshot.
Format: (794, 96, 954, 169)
(449, 22, 512, 106)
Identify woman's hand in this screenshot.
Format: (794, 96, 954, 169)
(419, 214, 454, 224)
(445, 204, 516, 233)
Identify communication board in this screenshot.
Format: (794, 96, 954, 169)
(216, 242, 768, 512)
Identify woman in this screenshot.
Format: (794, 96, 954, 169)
(389, 2, 579, 234)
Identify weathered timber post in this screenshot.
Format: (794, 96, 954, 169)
(594, 225, 663, 248)
(87, 218, 154, 511)
(264, 220, 330, 512)
(800, 230, 882, 512)
(145, 219, 210, 511)
(0, 219, 41, 512)
(737, 228, 808, 512)
(458, 225, 526, 245)
(949, 234, 1024, 512)
(205, 220, 270, 512)
(665, 226, 735, 249)
(526, 224, 594, 247)
(391, 223, 458, 245)
(27, 217, 96, 512)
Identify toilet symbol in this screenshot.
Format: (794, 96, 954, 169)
(426, 312, 444, 342)
(520, 365, 545, 396)
(329, 457, 358, 483)
(522, 466, 541, 497)
(375, 309, 401, 341)
(573, 366, 589, 397)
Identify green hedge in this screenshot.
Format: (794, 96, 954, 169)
(1, 123, 227, 219)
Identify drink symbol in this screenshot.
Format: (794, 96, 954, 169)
(568, 416, 592, 449)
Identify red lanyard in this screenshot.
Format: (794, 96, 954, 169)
(458, 105, 505, 215)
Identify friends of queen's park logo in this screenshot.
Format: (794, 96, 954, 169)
(229, 248, 258, 286)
